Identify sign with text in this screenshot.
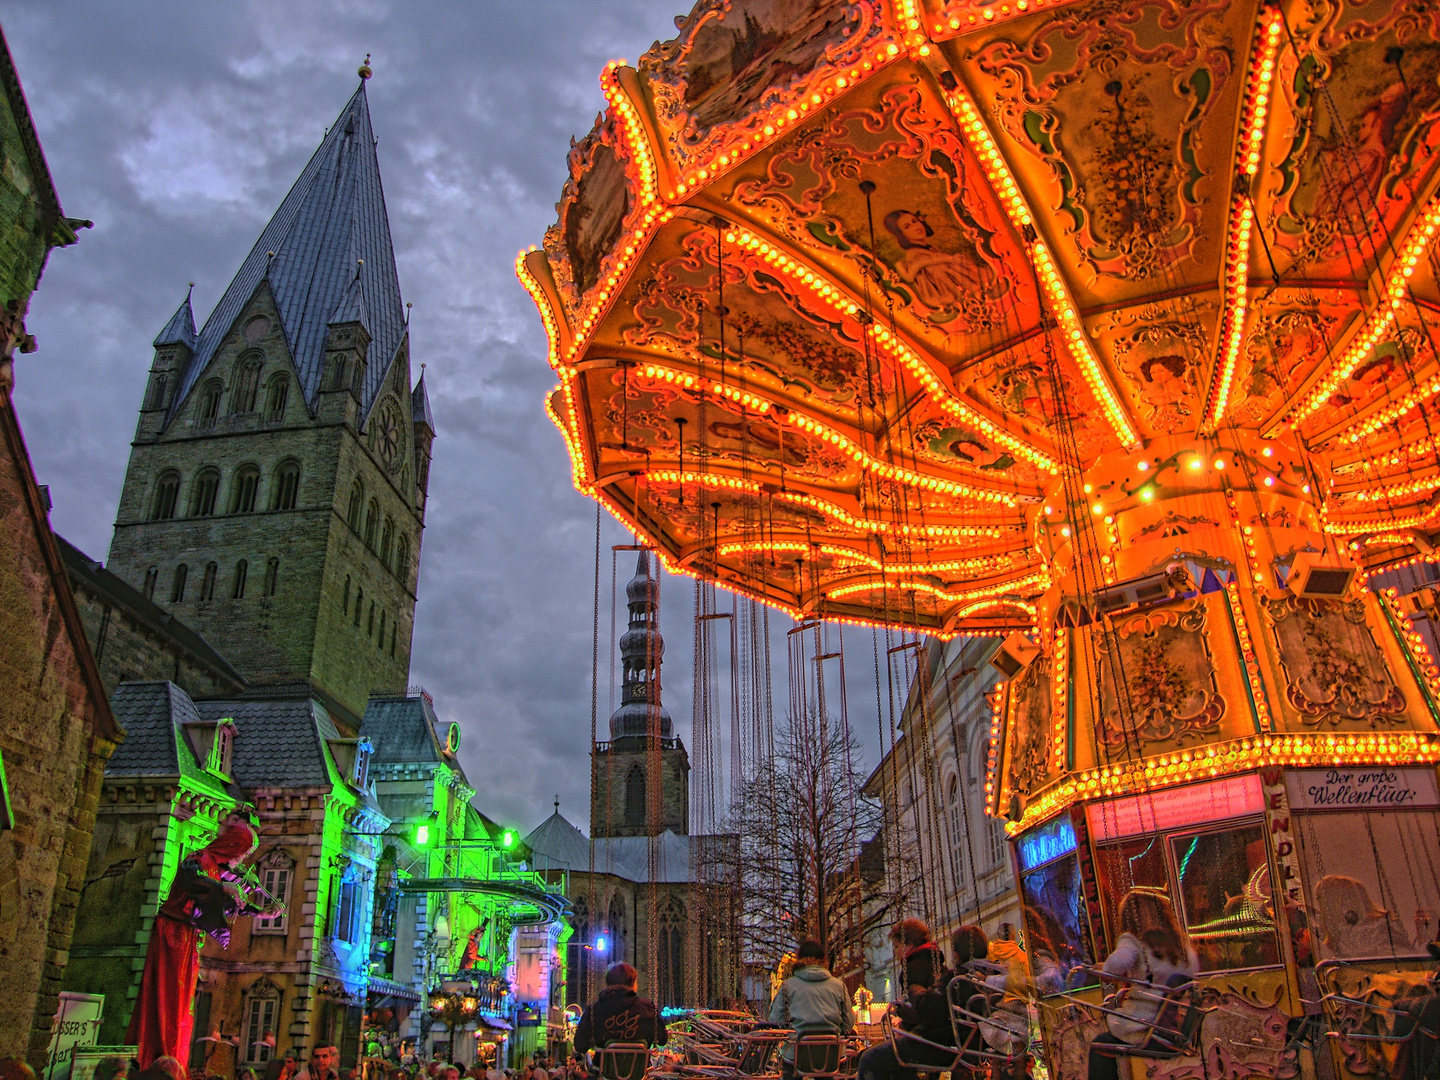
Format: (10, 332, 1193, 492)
(1087, 773, 1264, 841)
(1286, 767, 1440, 812)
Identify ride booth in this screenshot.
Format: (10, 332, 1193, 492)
(990, 461, 1440, 1080)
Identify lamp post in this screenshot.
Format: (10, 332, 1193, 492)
(429, 987, 479, 1062)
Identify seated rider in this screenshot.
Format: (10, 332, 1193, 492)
(768, 939, 855, 1080)
(858, 920, 963, 1080)
(574, 962, 667, 1070)
(1087, 889, 1198, 1080)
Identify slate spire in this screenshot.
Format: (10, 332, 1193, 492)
(168, 83, 405, 420)
(153, 288, 197, 351)
(411, 368, 435, 436)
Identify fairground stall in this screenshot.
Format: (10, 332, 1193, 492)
(521, 0, 1440, 1076)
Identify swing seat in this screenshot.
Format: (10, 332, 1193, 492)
(793, 1034, 845, 1078)
(595, 1044, 651, 1080)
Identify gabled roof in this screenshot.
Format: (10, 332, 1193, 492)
(57, 534, 247, 692)
(523, 812, 701, 884)
(411, 371, 435, 434)
(168, 82, 405, 422)
(153, 290, 198, 351)
(107, 682, 232, 798)
(361, 690, 452, 767)
(194, 697, 342, 788)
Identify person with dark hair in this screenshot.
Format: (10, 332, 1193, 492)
(573, 962, 668, 1061)
(858, 921, 975, 1080)
(1086, 889, 1198, 1080)
(768, 940, 854, 1079)
(295, 1045, 341, 1080)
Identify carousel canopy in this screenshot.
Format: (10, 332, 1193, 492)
(523, 0, 1440, 635)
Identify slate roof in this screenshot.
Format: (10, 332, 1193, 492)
(524, 811, 698, 884)
(107, 681, 233, 798)
(361, 691, 447, 765)
(195, 697, 340, 788)
(411, 372, 435, 434)
(57, 534, 247, 691)
(167, 82, 406, 423)
(154, 290, 198, 350)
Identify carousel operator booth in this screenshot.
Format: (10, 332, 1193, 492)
(520, 0, 1440, 1076)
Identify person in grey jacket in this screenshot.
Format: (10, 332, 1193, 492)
(768, 940, 855, 1079)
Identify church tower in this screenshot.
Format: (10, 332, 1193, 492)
(592, 552, 690, 838)
(107, 78, 432, 728)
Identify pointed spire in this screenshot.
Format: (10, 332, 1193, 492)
(167, 81, 405, 420)
(329, 263, 370, 329)
(609, 550, 672, 741)
(153, 286, 198, 351)
(411, 364, 435, 435)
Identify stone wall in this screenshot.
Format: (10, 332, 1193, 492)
(0, 393, 118, 1067)
(591, 742, 690, 838)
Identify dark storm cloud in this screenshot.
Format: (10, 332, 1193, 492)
(3, 0, 893, 835)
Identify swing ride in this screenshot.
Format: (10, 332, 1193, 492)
(522, 0, 1440, 1076)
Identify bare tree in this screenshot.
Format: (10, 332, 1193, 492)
(727, 711, 895, 975)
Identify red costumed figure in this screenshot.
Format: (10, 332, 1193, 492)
(126, 815, 262, 1067)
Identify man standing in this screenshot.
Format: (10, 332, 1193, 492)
(294, 1046, 340, 1080)
(768, 941, 854, 1080)
(573, 963, 668, 1057)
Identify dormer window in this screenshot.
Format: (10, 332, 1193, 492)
(354, 742, 371, 788)
(210, 720, 236, 776)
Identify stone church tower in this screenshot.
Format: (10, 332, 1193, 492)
(107, 81, 432, 728)
(592, 551, 689, 838)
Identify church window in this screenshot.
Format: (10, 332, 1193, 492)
(332, 357, 347, 391)
(190, 468, 220, 517)
(170, 564, 188, 604)
(272, 461, 300, 511)
(151, 471, 180, 520)
(342, 576, 351, 615)
(147, 372, 168, 410)
(380, 517, 395, 569)
(377, 610, 386, 649)
(230, 465, 260, 514)
(347, 480, 363, 530)
(143, 566, 158, 599)
(364, 498, 379, 549)
(367, 600, 375, 637)
(396, 535, 411, 585)
(390, 622, 396, 657)
(231, 354, 263, 414)
(624, 765, 646, 828)
(233, 560, 249, 599)
(198, 380, 222, 428)
(607, 894, 626, 964)
(264, 558, 279, 597)
(264, 374, 289, 421)
(657, 898, 685, 1007)
(200, 562, 217, 602)
(353, 588, 363, 627)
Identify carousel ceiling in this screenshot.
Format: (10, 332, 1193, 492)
(522, 0, 1440, 635)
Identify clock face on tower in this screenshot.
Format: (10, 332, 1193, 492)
(376, 403, 404, 470)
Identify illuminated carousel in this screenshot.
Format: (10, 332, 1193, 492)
(523, 0, 1440, 1076)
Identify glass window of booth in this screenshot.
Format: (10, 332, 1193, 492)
(1088, 777, 1280, 974)
(1286, 768, 1440, 962)
(1017, 814, 1093, 992)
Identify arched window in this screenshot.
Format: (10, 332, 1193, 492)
(190, 468, 220, 516)
(342, 576, 351, 616)
(367, 599, 375, 637)
(272, 460, 300, 511)
(657, 898, 686, 1007)
(151, 471, 180, 520)
(396, 534, 411, 585)
(607, 894, 627, 964)
(147, 372, 168, 410)
(354, 587, 363, 627)
(624, 765, 646, 828)
(347, 480, 363, 530)
(264, 558, 279, 597)
(232, 559, 248, 599)
(264, 373, 289, 421)
(364, 498, 379, 549)
(390, 621, 396, 658)
(568, 897, 593, 1006)
(377, 610, 387, 649)
(198, 380, 222, 427)
(143, 566, 158, 599)
(231, 354, 263, 413)
(200, 562, 217, 602)
(380, 517, 395, 569)
(229, 465, 260, 513)
(948, 776, 967, 888)
(169, 564, 188, 603)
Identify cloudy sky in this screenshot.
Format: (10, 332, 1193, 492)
(3, 0, 898, 833)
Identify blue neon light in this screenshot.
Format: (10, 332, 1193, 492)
(1017, 815, 1077, 872)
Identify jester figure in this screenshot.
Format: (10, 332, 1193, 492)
(126, 813, 269, 1066)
